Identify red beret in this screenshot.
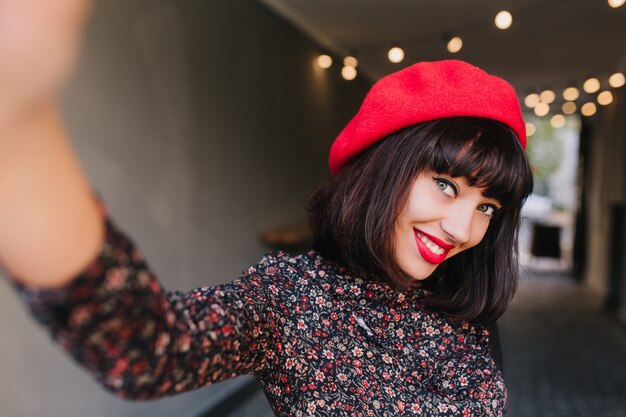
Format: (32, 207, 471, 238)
(329, 60, 526, 174)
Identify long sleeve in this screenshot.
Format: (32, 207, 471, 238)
(13, 214, 277, 400)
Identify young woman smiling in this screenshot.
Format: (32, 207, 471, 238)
(0, 3, 533, 416)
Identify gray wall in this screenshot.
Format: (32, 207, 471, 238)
(0, 0, 370, 416)
(583, 87, 626, 317)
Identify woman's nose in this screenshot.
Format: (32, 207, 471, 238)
(440, 205, 474, 244)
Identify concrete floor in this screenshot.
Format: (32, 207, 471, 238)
(499, 266, 626, 417)
(224, 265, 626, 417)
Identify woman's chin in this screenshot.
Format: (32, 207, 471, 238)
(401, 260, 437, 281)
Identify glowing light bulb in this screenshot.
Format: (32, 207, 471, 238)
(388, 47, 405, 63)
(526, 122, 536, 137)
(317, 54, 332, 69)
(447, 36, 463, 53)
(583, 77, 601, 93)
(534, 102, 550, 117)
(608, 0, 625, 8)
(341, 65, 357, 81)
(495, 11, 513, 29)
(562, 102, 577, 115)
(609, 72, 625, 88)
(597, 90, 614, 106)
(343, 56, 358, 68)
(524, 93, 540, 108)
(581, 102, 597, 116)
(540, 90, 556, 104)
(550, 114, 566, 128)
(562, 87, 580, 101)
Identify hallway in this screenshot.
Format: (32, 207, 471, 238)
(499, 266, 626, 417)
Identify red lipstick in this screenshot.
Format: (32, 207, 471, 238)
(413, 229, 455, 265)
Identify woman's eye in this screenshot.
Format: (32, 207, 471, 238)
(478, 203, 497, 217)
(433, 177, 457, 198)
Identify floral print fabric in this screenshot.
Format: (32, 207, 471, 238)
(16, 215, 506, 416)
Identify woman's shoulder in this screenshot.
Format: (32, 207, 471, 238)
(244, 250, 337, 278)
(228, 250, 335, 297)
(243, 250, 303, 277)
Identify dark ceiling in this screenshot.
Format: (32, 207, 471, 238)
(259, 0, 626, 101)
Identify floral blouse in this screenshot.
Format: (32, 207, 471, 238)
(16, 214, 506, 416)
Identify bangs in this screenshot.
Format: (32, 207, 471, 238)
(424, 118, 533, 207)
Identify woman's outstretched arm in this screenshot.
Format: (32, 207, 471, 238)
(14, 212, 277, 399)
(0, 0, 102, 288)
(0, 105, 105, 289)
(0, 3, 276, 398)
(0, 101, 276, 401)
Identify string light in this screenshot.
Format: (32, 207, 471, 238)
(343, 54, 358, 81)
(447, 36, 463, 53)
(540, 89, 556, 104)
(597, 90, 614, 105)
(562, 102, 577, 115)
(583, 77, 601, 93)
(343, 55, 358, 68)
(317, 54, 333, 69)
(495, 11, 513, 29)
(524, 93, 540, 108)
(608, 0, 625, 8)
(526, 122, 536, 137)
(328, 9, 624, 94)
(550, 114, 566, 128)
(609, 72, 625, 88)
(341, 65, 357, 81)
(534, 102, 550, 117)
(388, 46, 405, 63)
(562, 86, 580, 101)
(581, 102, 597, 116)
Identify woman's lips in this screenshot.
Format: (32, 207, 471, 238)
(413, 229, 455, 264)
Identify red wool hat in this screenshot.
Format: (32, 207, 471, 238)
(329, 60, 526, 174)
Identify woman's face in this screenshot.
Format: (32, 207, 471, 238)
(394, 171, 501, 280)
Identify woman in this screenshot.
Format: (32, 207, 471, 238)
(0, 2, 532, 416)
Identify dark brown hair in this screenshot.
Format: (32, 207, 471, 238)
(308, 117, 533, 324)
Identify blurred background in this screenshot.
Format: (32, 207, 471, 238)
(0, 0, 625, 416)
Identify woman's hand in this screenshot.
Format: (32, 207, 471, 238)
(0, 0, 90, 130)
